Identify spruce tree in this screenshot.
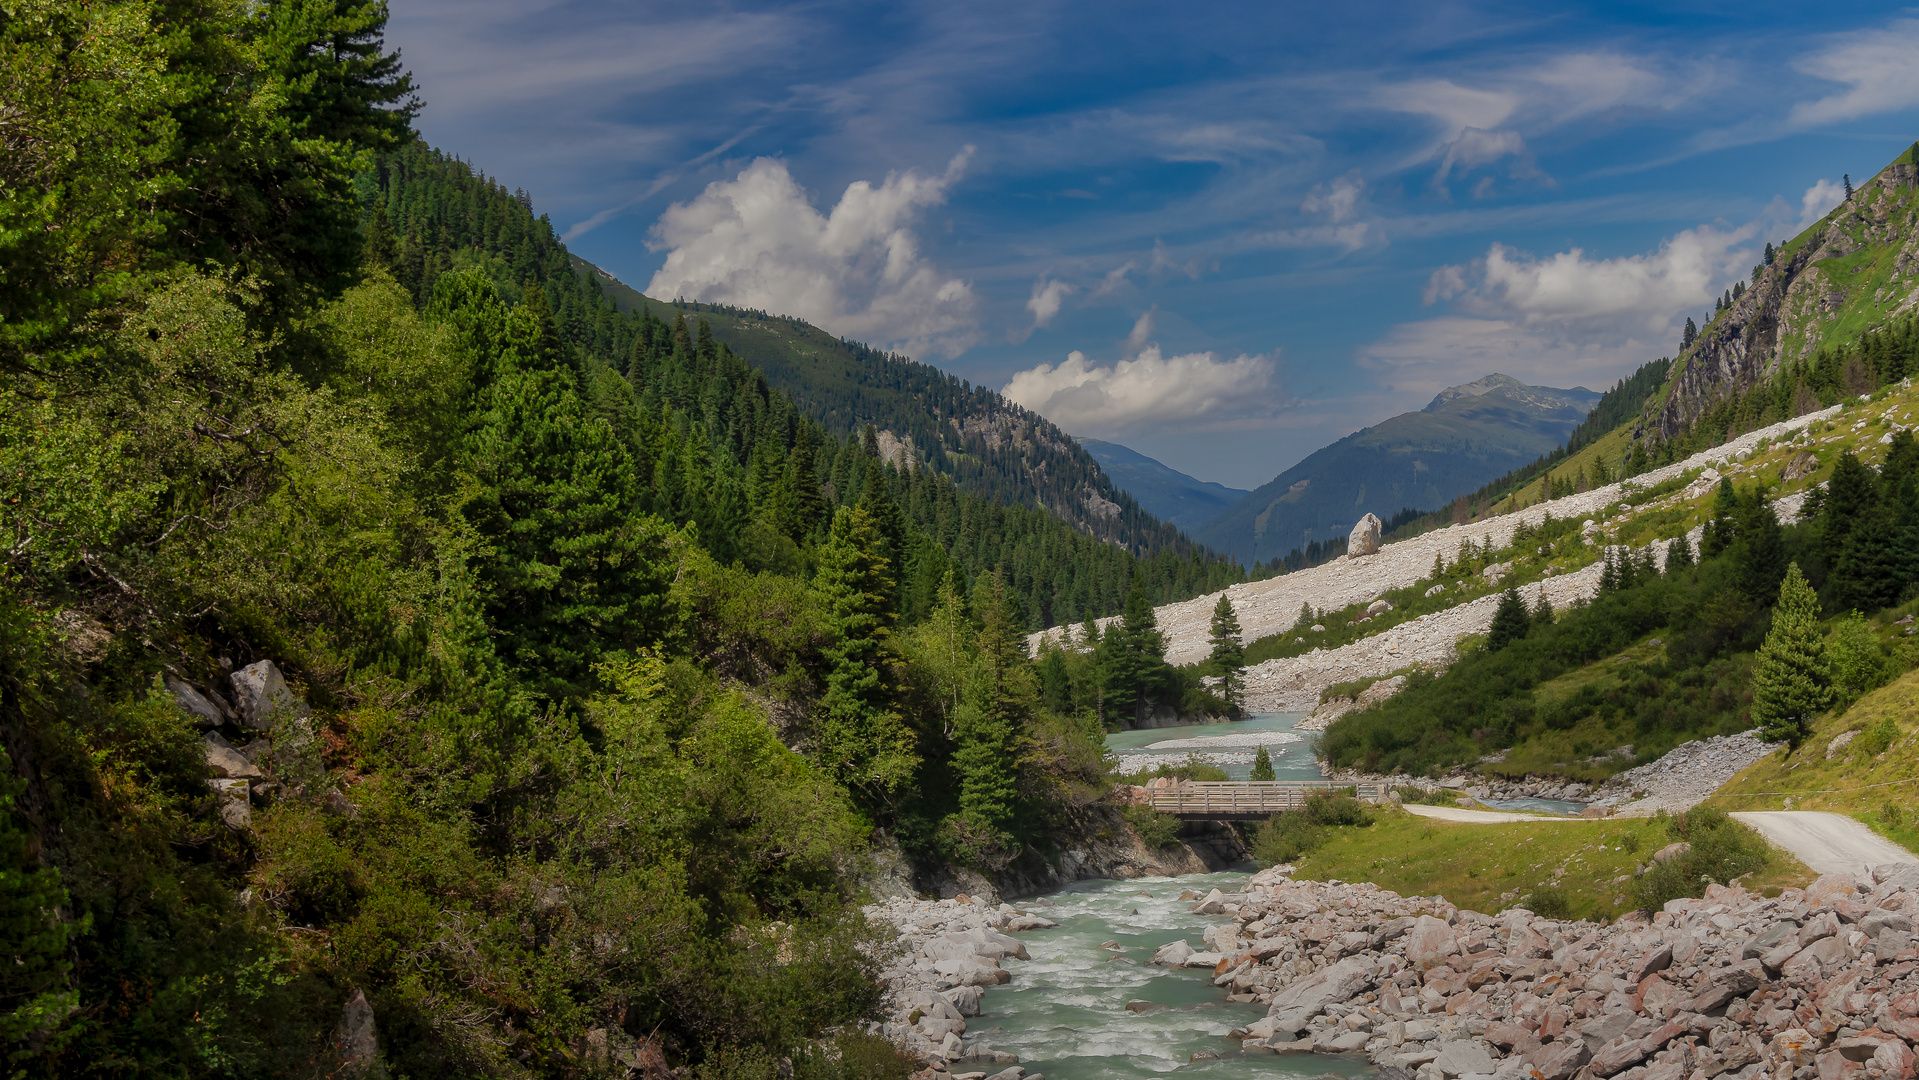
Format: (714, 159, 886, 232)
(1832, 510, 1902, 612)
(1702, 478, 1739, 558)
(1208, 593, 1245, 706)
(1733, 491, 1787, 602)
(1750, 564, 1833, 747)
(813, 506, 918, 801)
(1530, 590, 1554, 628)
(1683, 317, 1698, 350)
(1487, 586, 1531, 652)
(1250, 745, 1275, 782)
(1666, 533, 1694, 571)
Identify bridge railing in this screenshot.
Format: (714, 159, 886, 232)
(1145, 781, 1384, 817)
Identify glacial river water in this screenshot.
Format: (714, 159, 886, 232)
(970, 872, 1376, 1080)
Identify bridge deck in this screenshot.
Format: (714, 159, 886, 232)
(1147, 781, 1385, 820)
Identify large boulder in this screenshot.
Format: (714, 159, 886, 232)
(229, 660, 308, 731)
(1405, 915, 1458, 970)
(203, 733, 261, 780)
(1265, 956, 1373, 1033)
(1433, 1040, 1495, 1078)
(167, 676, 226, 729)
(210, 779, 250, 830)
(333, 988, 379, 1076)
(1348, 514, 1383, 558)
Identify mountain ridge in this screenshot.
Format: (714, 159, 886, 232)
(1193, 374, 1602, 565)
(1077, 438, 1250, 531)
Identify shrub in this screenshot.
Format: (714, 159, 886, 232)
(1633, 808, 1769, 911)
(1856, 716, 1900, 757)
(1520, 887, 1573, 920)
(1121, 806, 1182, 848)
(1251, 791, 1376, 865)
(1393, 786, 1458, 806)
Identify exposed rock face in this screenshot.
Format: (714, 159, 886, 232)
(1349, 514, 1384, 557)
(1149, 862, 1919, 1080)
(1654, 161, 1919, 441)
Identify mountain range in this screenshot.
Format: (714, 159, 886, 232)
(1191, 374, 1602, 565)
(1077, 439, 1250, 531)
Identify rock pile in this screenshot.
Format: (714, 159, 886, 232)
(171, 658, 325, 829)
(862, 895, 1058, 1069)
(1147, 864, 1919, 1080)
(1588, 734, 1784, 816)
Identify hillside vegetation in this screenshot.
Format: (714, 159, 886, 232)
(0, 6, 1237, 1075)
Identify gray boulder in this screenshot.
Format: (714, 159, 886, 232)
(229, 660, 307, 731)
(203, 733, 262, 780)
(210, 779, 251, 830)
(333, 988, 378, 1075)
(1265, 956, 1373, 1032)
(1349, 514, 1383, 558)
(167, 677, 225, 728)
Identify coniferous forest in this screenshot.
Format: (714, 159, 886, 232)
(0, 3, 1230, 1074)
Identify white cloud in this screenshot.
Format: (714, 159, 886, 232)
(1374, 79, 1519, 142)
(1002, 346, 1276, 435)
(1790, 18, 1919, 127)
(1296, 172, 1376, 250)
(1798, 179, 1846, 229)
(1090, 262, 1137, 297)
(1124, 309, 1156, 356)
(1357, 317, 1653, 407)
(645, 151, 979, 358)
(1023, 277, 1075, 332)
(1424, 224, 1751, 334)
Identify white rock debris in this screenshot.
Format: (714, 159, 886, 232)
(862, 895, 1057, 1068)
(1588, 733, 1786, 816)
(1159, 863, 1919, 1080)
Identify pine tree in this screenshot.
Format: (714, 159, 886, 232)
(1530, 590, 1554, 628)
(1733, 491, 1787, 602)
(1666, 533, 1694, 571)
(1683, 317, 1698, 350)
(1844, 174, 1853, 201)
(1764, 241, 1776, 267)
(1101, 581, 1166, 725)
(1487, 586, 1531, 652)
(1207, 593, 1245, 706)
(947, 571, 1034, 866)
(1702, 477, 1739, 558)
(1750, 564, 1833, 747)
(813, 506, 918, 802)
(1250, 745, 1275, 782)
(1832, 509, 1902, 612)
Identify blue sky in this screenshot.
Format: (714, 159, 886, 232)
(390, 0, 1919, 489)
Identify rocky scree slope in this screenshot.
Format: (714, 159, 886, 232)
(1154, 863, 1919, 1080)
(1655, 151, 1919, 441)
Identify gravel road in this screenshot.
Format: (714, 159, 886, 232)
(1729, 811, 1919, 876)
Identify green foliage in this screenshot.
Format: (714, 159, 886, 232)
(1631, 807, 1770, 911)
(1207, 594, 1245, 705)
(1520, 886, 1573, 920)
(1250, 791, 1375, 865)
(1829, 611, 1893, 710)
(1121, 806, 1182, 849)
(1250, 745, 1275, 782)
(1751, 564, 1834, 746)
(1487, 586, 1532, 652)
(1857, 715, 1901, 757)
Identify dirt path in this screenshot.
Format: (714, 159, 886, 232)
(1729, 811, 1919, 876)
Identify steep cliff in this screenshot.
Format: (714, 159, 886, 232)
(1655, 147, 1919, 439)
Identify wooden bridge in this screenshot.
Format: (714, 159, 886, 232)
(1146, 781, 1386, 821)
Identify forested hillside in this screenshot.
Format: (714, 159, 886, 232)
(584, 256, 1227, 564)
(364, 142, 1243, 627)
(0, 4, 1232, 1075)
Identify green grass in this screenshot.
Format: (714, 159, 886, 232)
(1710, 663, 1919, 859)
(1289, 807, 1812, 920)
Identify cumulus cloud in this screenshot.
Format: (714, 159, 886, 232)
(1002, 345, 1276, 435)
(1013, 277, 1076, 341)
(1798, 179, 1847, 229)
(1790, 18, 1919, 127)
(645, 151, 979, 358)
(1422, 225, 1751, 335)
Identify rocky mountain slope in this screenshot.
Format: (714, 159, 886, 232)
(581, 261, 1220, 559)
(1197, 375, 1602, 565)
(1036, 374, 1918, 720)
(1079, 439, 1250, 531)
(1654, 147, 1919, 440)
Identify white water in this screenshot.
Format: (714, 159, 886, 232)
(968, 872, 1376, 1080)
(1107, 713, 1324, 782)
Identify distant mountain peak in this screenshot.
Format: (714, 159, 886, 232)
(1424, 373, 1597, 415)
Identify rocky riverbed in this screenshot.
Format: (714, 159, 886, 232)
(1151, 862, 1919, 1080)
